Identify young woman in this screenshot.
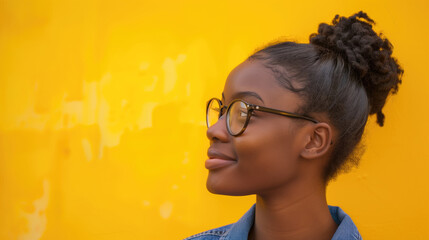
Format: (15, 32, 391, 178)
(185, 11, 403, 240)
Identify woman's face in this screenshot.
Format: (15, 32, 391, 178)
(206, 60, 313, 196)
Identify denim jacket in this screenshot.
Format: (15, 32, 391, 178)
(184, 204, 362, 240)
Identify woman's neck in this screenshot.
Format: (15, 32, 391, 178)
(248, 182, 338, 240)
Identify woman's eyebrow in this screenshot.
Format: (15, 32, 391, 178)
(222, 91, 264, 103)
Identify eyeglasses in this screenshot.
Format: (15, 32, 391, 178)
(206, 98, 319, 136)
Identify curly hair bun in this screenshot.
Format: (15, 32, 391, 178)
(309, 11, 403, 126)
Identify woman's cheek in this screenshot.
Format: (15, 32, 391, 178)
(235, 124, 299, 179)
(233, 131, 276, 174)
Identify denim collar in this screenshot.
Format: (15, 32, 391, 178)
(220, 204, 362, 240)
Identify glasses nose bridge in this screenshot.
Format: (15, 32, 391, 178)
(215, 104, 229, 128)
(219, 104, 227, 118)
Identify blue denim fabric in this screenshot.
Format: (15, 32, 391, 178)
(184, 204, 362, 240)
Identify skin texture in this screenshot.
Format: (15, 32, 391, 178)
(206, 60, 338, 240)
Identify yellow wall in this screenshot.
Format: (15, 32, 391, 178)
(1, 0, 428, 239)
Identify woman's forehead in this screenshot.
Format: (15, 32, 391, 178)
(223, 60, 302, 108)
(224, 61, 275, 98)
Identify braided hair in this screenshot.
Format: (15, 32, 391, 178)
(249, 11, 403, 181)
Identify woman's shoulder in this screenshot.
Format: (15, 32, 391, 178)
(182, 224, 233, 240)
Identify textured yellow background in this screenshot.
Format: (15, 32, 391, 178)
(0, 0, 428, 239)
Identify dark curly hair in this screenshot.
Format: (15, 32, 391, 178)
(249, 11, 403, 181)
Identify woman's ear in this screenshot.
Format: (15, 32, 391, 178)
(300, 122, 332, 160)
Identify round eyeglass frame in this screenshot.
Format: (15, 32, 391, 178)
(206, 97, 319, 136)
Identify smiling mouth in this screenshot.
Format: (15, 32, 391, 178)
(206, 148, 237, 170)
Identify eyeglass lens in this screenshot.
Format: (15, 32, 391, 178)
(207, 99, 249, 136)
(227, 101, 248, 135)
(207, 99, 222, 128)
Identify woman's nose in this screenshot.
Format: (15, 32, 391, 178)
(206, 115, 230, 142)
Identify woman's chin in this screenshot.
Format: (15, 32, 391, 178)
(206, 176, 252, 196)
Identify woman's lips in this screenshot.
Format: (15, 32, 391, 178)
(205, 158, 237, 170)
(206, 148, 236, 170)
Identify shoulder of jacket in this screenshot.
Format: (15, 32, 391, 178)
(183, 224, 233, 240)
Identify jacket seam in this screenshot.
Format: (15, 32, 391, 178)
(183, 230, 227, 239)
